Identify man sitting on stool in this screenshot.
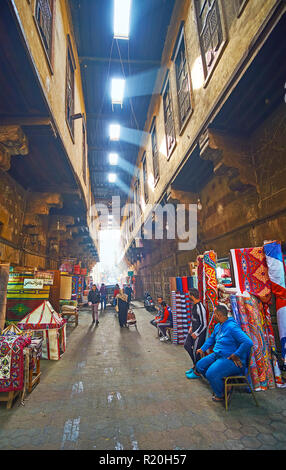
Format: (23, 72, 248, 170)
(187, 303, 253, 402)
(157, 301, 173, 342)
(150, 296, 164, 328)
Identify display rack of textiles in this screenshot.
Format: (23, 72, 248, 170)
(169, 277, 193, 345)
(6, 271, 51, 323)
(71, 275, 86, 302)
(18, 301, 66, 361)
(0, 332, 31, 409)
(228, 243, 286, 389)
(263, 241, 286, 371)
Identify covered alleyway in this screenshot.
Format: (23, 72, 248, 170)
(1, 303, 286, 451)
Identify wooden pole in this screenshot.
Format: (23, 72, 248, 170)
(0, 263, 10, 331)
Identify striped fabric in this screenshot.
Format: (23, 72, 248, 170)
(264, 241, 286, 368)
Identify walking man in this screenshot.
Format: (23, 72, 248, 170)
(88, 284, 100, 325)
(100, 283, 107, 311)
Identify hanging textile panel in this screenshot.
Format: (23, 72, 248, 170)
(169, 278, 177, 293)
(264, 241, 286, 368)
(60, 275, 72, 300)
(181, 277, 189, 293)
(6, 273, 50, 322)
(203, 251, 219, 336)
(236, 294, 275, 391)
(230, 247, 271, 302)
(176, 277, 183, 293)
(0, 334, 31, 392)
(197, 256, 204, 304)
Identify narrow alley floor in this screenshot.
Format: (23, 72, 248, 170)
(1, 302, 286, 451)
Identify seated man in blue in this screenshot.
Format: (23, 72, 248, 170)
(187, 303, 253, 402)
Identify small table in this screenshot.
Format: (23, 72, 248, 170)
(61, 308, 79, 326)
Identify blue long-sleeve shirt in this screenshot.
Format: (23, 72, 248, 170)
(201, 318, 253, 362)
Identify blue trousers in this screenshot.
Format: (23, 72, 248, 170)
(196, 353, 244, 398)
(100, 296, 107, 310)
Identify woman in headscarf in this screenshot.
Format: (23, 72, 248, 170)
(116, 289, 129, 328)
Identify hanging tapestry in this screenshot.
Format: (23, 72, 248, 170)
(6, 272, 50, 322)
(176, 277, 183, 293)
(264, 241, 286, 368)
(236, 294, 275, 391)
(0, 334, 31, 392)
(203, 251, 219, 334)
(230, 247, 271, 302)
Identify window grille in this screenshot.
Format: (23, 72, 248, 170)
(151, 122, 160, 183)
(35, 0, 53, 59)
(175, 31, 191, 127)
(142, 154, 149, 203)
(66, 44, 75, 136)
(163, 80, 176, 157)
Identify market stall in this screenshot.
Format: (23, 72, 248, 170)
(169, 240, 286, 391)
(18, 301, 66, 360)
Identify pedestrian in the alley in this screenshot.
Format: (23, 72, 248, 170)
(157, 301, 173, 342)
(100, 283, 107, 311)
(124, 284, 133, 307)
(113, 283, 120, 306)
(116, 289, 129, 328)
(185, 288, 207, 378)
(88, 284, 101, 325)
(187, 303, 253, 403)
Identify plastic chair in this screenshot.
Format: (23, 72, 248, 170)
(224, 347, 259, 411)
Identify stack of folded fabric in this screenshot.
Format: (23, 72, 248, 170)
(170, 291, 178, 344)
(176, 293, 191, 344)
(61, 304, 78, 315)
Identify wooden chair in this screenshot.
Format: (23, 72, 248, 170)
(224, 347, 259, 411)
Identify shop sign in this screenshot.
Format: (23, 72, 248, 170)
(23, 279, 44, 289)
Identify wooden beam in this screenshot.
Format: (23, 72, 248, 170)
(80, 56, 161, 66)
(0, 116, 51, 126)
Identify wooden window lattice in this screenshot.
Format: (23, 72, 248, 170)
(66, 47, 75, 135)
(163, 80, 175, 157)
(151, 123, 160, 182)
(196, 0, 223, 73)
(35, 0, 53, 59)
(142, 154, 149, 203)
(175, 32, 191, 127)
(82, 121, 87, 184)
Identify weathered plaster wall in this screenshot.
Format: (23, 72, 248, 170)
(12, 0, 89, 204)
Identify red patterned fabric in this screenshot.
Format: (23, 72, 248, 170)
(231, 247, 271, 302)
(0, 334, 31, 392)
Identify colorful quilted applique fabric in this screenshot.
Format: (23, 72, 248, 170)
(0, 335, 31, 392)
(230, 247, 272, 302)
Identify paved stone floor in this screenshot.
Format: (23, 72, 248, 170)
(1, 302, 286, 450)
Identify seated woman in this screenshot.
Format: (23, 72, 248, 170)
(157, 301, 173, 342)
(187, 303, 253, 402)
